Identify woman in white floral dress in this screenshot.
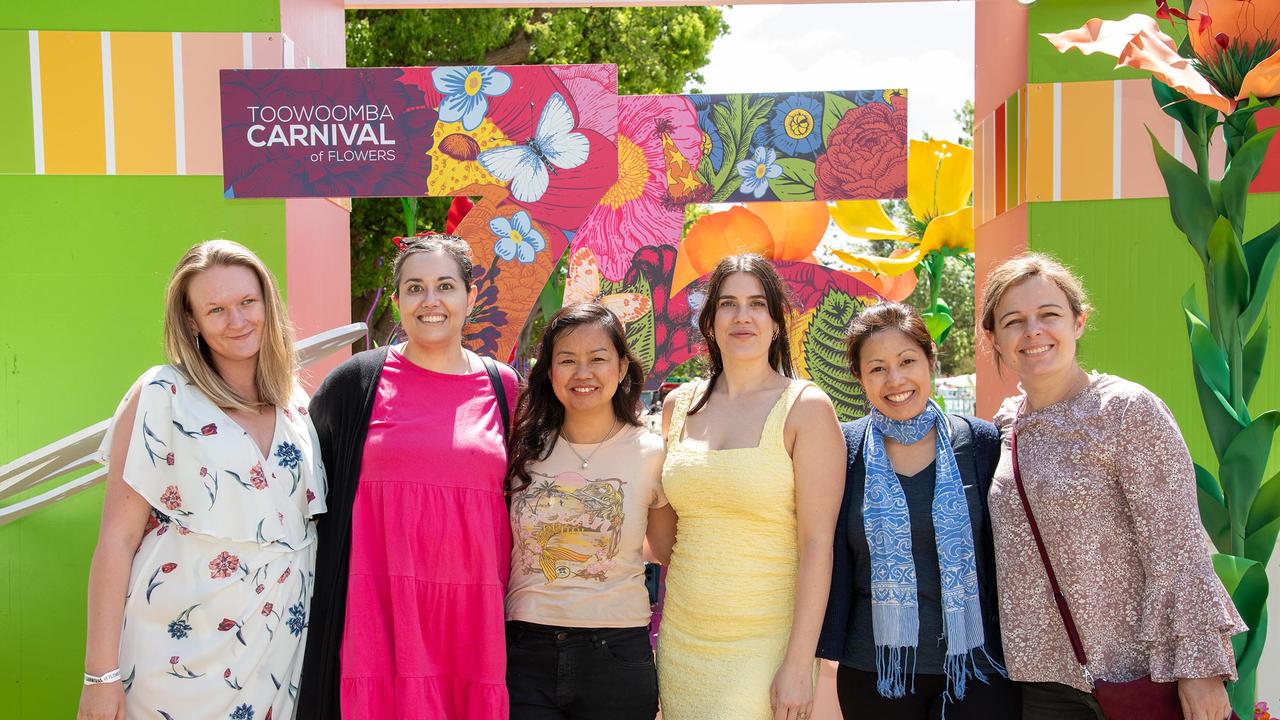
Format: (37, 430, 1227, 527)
(77, 240, 326, 720)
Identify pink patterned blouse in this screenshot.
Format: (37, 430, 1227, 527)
(989, 373, 1245, 691)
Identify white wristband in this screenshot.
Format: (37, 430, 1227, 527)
(84, 668, 122, 685)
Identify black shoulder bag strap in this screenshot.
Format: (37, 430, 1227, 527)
(480, 355, 511, 447)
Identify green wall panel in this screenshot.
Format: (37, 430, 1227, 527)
(0, 175, 284, 719)
(1027, 196, 1280, 479)
(0, 31, 34, 174)
(0, 1, 279, 32)
(1028, 0, 1152, 85)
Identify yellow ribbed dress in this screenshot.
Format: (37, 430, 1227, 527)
(656, 380, 813, 720)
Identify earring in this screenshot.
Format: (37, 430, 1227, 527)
(195, 333, 203, 352)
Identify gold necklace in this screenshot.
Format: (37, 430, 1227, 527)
(560, 420, 621, 470)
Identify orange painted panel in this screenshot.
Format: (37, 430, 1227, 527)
(974, 203, 1027, 420)
(182, 33, 242, 175)
(39, 31, 105, 174)
(1059, 82, 1113, 202)
(252, 33, 283, 70)
(111, 32, 176, 174)
(974, 117, 987, 224)
(1025, 83, 1054, 203)
(1119, 80, 1173, 199)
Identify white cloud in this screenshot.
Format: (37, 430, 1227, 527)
(694, 2, 975, 143)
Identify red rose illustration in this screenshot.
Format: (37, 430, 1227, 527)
(160, 485, 182, 511)
(814, 95, 907, 201)
(262, 602, 274, 616)
(217, 618, 237, 631)
(165, 452, 176, 466)
(209, 551, 241, 579)
(161, 562, 177, 574)
(169, 656, 179, 665)
(278, 567, 291, 584)
(201, 423, 218, 436)
(224, 668, 232, 679)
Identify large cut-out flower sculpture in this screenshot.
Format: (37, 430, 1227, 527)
(432, 66, 513, 131)
(672, 202, 831, 294)
(1042, 2, 1279, 114)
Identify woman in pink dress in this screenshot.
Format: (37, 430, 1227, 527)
(297, 234, 518, 720)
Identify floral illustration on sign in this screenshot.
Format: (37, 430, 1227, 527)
(432, 66, 512, 131)
(490, 210, 548, 264)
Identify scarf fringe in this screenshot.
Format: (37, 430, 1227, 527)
(874, 644, 916, 699)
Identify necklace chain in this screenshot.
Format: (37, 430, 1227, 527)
(561, 420, 620, 470)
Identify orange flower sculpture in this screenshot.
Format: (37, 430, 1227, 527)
(671, 201, 830, 294)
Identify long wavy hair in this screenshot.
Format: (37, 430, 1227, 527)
(688, 254, 795, 415)
(506, 303, 645, 493)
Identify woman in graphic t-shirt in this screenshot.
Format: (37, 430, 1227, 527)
(504, 302, 671, 720)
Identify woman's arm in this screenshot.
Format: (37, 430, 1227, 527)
(772, 386, 845, 720)
(645, 504, 678, 565)
(78, 389, 154, 720)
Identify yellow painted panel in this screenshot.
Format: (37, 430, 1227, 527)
(39, 31, 105, 174)
(1059, 81, 1113, 202)
(1025, 83, 1055, 203)
(111, 32, 175, 174)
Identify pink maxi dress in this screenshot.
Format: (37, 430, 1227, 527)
(339, 347, 515, 719)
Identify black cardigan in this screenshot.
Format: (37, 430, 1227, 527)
(816, 414, 1005, 666)
(297, 346, 389, 720)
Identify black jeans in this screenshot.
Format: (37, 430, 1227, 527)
(1021, 682, 1105, 720)
(506, 621, 658, 720)
(836, 665, 1023, 720)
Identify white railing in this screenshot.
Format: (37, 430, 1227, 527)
(0, 323, 367, 527)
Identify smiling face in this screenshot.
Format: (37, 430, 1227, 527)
(394, 249, 477, 351)
(858, 328, 934, 421)
(549, 323, 629, 420)
(710, 271, 779, 365)
(987, 274, 1086, 383)
(186, 264, 266, 365)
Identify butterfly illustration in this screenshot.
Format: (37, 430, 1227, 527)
(477, 92, 590, 203)
(564, 247, 651, 324)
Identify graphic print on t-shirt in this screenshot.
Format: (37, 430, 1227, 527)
(512, 470, 626, 583)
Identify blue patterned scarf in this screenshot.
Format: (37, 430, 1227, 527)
(862, 400, 1002, 703)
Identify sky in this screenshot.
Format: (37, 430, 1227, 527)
(693, 1, 975, 144)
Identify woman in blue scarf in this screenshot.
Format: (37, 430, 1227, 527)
(817, 302, 1020, 718)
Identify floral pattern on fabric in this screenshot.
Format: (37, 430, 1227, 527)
(97, 365, 327, 720)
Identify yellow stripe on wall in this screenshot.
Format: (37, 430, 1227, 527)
(1059, 81, 1113, 202)
(111, 32, 176, 174)
(38, 31, 105, 174)
(1025, 84, 1055, 203)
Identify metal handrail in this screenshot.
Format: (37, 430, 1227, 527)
(0, 323, 367, 526)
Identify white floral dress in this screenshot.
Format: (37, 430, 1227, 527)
(98, 365, 327, 720)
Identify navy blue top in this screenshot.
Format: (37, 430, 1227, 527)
(816, 414, 1006, 673)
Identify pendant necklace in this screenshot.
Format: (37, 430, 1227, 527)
(561, 420, 620, 470)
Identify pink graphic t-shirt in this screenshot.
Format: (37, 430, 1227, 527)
(506, 424, 666, 628)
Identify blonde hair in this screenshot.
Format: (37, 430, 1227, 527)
(163, 240, 297, 412)
(980, 252, 1092, 367)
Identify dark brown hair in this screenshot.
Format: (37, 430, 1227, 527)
(506, 303, 645, 493)
(689, 254, 795, 415)
(845, 302, 936, 379)
(392, 234, 475, 292)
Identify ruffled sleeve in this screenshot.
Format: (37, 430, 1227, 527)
(1111, 386, 1247, 681)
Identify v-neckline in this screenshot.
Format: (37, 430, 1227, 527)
(213, 404, 282, 463)
(676, 380, 792, 453)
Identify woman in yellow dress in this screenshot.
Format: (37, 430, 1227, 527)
(650, 254, 845, 720)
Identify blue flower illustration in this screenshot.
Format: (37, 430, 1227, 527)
(489, 210, 547, 264)
(431, 66, 512, 131)
(230, 704, 255, 720)
(696, 107, 724, 172)
(274, 442, 301, 470)
(168, 618, 191, 639)
(287, 602, 306, 636)
(736, 146, 783, 199)
(769, 94, 823, 155)
(852, 89, 885, 106)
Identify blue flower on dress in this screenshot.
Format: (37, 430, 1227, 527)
(167, 618, 191, 639)
(287, 601, 306, 636)
(489, 210, 546, 264)
(230, 704, 254, 720)
(736, 146, 783, 199)
(274, 442, 301, 469)
(768, 94, 823, 155)
(431, 66, 512, 131)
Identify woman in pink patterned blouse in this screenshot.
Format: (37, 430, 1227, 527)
(979, 253, 1245, 720)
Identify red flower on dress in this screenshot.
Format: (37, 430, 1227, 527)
(297, 406, 308, 416)
(177, 526, 191, 535)
(217, 618, 237, 631)
(144, 514, 160, 535)
(249, 463, 268, 490)
(165, 452, 175, 466)
(265, 708, 273, 720)
(209, 551, 241, 579)
(262, 602, 274, 616)
(814, 95, 908, 201)
(156, 525, 168, 536)
(278, 567, 291, 584)
(306, 489, 315, 503)
(160, 562, 177, 574)
(199, 466, 208, 477)
(169, 656, 179, 665)
(282, 408, 295, 421)
(200, 423, 218, 436)
(160, 485, 182, 511)
(255, 584, 265, 594)
(224, 668, 232, 679)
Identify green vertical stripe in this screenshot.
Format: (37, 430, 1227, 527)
(0, 31, 34, 174)
(1, 1, 279, 32)
(1005, 90, 1020, 211)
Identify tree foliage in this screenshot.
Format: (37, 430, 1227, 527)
(345, 8, 729, 342)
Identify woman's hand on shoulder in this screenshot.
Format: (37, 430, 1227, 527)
(77, 681, 125, 720)
(1177, 676, 1232, 720)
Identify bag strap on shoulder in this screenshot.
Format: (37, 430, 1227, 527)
(480, 355, 511, 447)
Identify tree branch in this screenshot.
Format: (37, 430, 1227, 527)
(483, 8, 559, 65)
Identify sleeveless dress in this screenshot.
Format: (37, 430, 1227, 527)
(98, 365, 327, 720)
(656, 379, 814, 720)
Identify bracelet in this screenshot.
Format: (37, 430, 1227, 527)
(84, 668, 122, 686)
